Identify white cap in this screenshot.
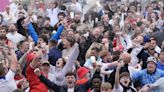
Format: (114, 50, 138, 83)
(147, 57, 157, 64)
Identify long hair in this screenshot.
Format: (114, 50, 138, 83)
(16, 17, 28, 37)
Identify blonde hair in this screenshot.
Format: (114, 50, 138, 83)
(101, 82, 112, 90)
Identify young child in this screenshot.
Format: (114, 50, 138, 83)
(114, 64, 137, 92)
(101, 82, 113, 92)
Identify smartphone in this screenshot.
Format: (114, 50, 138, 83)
(29, 42, 33, 50)
(90, 56, 96, 63)
(95, 17, 98, 23)
(70, 12, 74, 19)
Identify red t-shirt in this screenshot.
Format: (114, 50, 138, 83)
(26, 65, 48, 92)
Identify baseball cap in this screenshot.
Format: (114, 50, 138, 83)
(42, 61, 50, 66)
(77, 67, 89, 79)
(147, 56, 157, 64)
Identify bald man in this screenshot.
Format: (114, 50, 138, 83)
(121, 53, 131, 64)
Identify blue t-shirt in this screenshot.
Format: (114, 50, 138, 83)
(157, 61, 164, 71)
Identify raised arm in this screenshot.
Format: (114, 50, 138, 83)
(8, 43, 18, 72)
(34, 68, 60, 92)
(101, 61, 118, 75)
(62, 43, 79, 76)
(18, 50, 30, 70)
(19, 42, 34, 69)
(114, 63, 122, 89)
(82, 68, 101, 91)
(27, 23, 38, 44)
(51, 25, 64, 41)
(1, 43, 18, 81)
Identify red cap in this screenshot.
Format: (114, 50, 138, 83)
(77, 67, 89, 79)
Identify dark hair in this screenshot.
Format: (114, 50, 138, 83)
(53, 1, 58, 8)
(92, 74, 102, 81)
(150, 36, 157, 41)
(18, 11, 25, 15)
(39, 35, 48, 44)
(113, 51, 121, 61)
(65, 72, 76, 78)
(104, 4, 110, 11)
(37, 16, 43, 19)
(19, 40, 27, 46)
(41, 28, 49, 34)
(91, 47, 100, 52)
(60, 5, 66, 10)
(58, 12, 66, 17)
(61, 58, 66, 67)
(0, 14, 4, 23)
(0, 34, 7, 40)
(17, 17, 28, 37)
(66, 36, 75, 47)
(17, 40, 26, 49)
(49, 39, 58, 46)
(45, 17, 50, 21)
(0, 63, 5, 76)
(109, 31, 115, 41)
(0, 26, 8, 32)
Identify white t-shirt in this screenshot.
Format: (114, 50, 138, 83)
(70, 2, 82, 13)
(67, 88, 74, 92)
(46, 7, 59, 26)
(113, 85, 133, 92)
(129, 46, 143, 66)
(0, 70, 17, 92)
(6, 32, 26, 51)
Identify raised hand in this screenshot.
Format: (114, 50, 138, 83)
(34, 68, 41, 77)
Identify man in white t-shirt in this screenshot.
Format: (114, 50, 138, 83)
(6, 23, 26, 51)
(69, 0, 82, 13)
(46, 2, 60, 26)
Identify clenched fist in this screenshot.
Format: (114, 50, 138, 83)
(34, 68, 41, 77)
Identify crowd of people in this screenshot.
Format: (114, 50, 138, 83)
(0, 0, 164, 92)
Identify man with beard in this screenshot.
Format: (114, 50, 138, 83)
(138, 37, 160, 69)
(85, 27, 103, 49)
(102, 14, 113, 32)
(73, 12, 82, 26)
(43, 17, 54, 33)
(6, 23, 26, 51)
(145, 38, 160, 58)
